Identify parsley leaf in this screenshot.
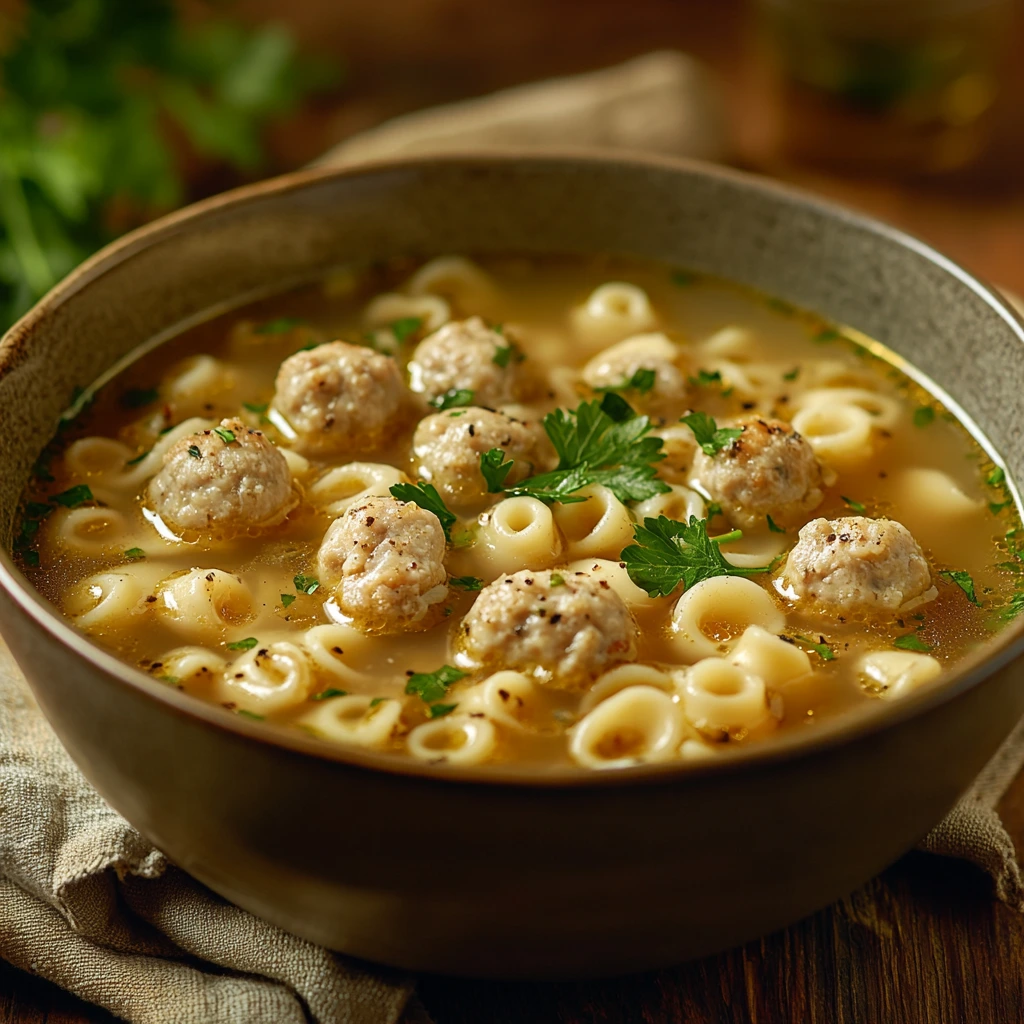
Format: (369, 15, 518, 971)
(782, 367, 800, 382)
(390, 317, 423, 343)
(124, 547, 146, 560)
(939, 570, 979, 605)
(788, 634, 836, 661)
(507, 397, 669, 505)
(311, 688, 348, 701)
(187, 445, 202, 459)
(368, 697, 388, 708)
(814, 328, 841, 343)
(620, 515, 770, 597)
(428, 702, 458, 719)
(237, 710, 265, 721)
(121, 387, 159, 409)
(550, 573, 566, 587)
(988, 467, 1006, 487)
(389, 482, 457, 541)
(430, 388, 474, 411)
(256, 317, 305, 335)
(280, 593, 296, 608)
(227, 637, 259, 651)
(688, 368, 723, 388)
(913, 406, 936, 428)
(243, 401, 269, 414)
(449, 575, 484, 592)
(480, 448, 515, 493)
(595, 367, 657, 395)
(492, 340, 523, 367)
(405, 665, 466, 704)
(842, 496, 867, 514)
(766, 515, 785, 534)
(680, 412, 743, 457)
(213, 426, 236, 445)
(894, 633, 932, 652)
(293, 574, 320, 595)
(51, 484, 93, 508)
(24, 502, 52, 520)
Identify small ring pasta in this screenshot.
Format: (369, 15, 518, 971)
(64, 437, 135, 479)
(570, 685, 683, 768)
(718, 531, 788, 570)
(578, 663, 676, 715)
(406, 714, 498, 765)
(52, 507, 132, 556)
(215, 641, 313, 714)
(164, 354, 234, 406)
(790, 403, 874, 470)
(729, 625, 811, 687)
(405, 256, 496, 311)
(571, 282, 657, 347)
(302, 694, 403, 748)
(152, 646, 227, 690)
(794, 387, 901, 429)
(696, 326, 756, 360)
(302, 623, 379, 686)
(552, 485, 633, 561)
(670, 576, 785, 660)
(859, 650, 942, 701)
(459, 670, 551, 733)
(307, 462, 411, 517)
(565, 558, 663, 613)
(681, 657, 771, 735)
(364, 292, 450, 333)
(156, 568, 255, 639)
(472, 497, 563, 576)
(65, 572, 146, 630)
(634, 484, 705, 524)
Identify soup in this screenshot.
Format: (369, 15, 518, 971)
(12, 255, 1023, 770)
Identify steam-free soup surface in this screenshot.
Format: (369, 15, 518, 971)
(14, 256, 1024, 770)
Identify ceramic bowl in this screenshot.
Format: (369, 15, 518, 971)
(2, 155, 1023, 978)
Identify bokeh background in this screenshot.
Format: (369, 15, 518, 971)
(3, 0, 1023, 332)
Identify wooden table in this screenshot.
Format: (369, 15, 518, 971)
(6, 0, 1024, 1019)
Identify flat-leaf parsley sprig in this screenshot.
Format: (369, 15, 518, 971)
(390, 481, 457, 541)
(680, 411, 743, 457)
(619, 514, 771, 597)
(496, 393, 670, 505)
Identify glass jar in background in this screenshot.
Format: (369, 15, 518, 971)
(756, 0, 1017, 175)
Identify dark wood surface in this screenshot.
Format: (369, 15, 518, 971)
(6, 0, 1024, 1019)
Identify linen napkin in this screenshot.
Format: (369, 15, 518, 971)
(2, 48, 1023, 1024)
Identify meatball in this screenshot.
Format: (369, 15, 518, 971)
(781, 516, 934, 615)
(318, 494, 448, 634)
(458, 569, 638, 689)
(273, 341, 406, 454)
(689, 416, 827, 529)
(408, 317, 527, 407)
(581, 333, 688, 418)
(412, 406, 547, 506)
(149, 418, 295, 534)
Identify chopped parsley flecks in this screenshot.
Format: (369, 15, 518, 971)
(595, 367, 657, 395)
(939, 570, 979, 606)
(913, 406, 936, 428)
(50, 484, 93, 508)
(842, 496, 866, 514)
(255, 316, 305, 335)
(293, 574, 320, 596)
(187, 445, 202, 459)
(480, 448, 515, 493)
(430, 388, 475, 411)
(449, 575, 484, 592)
(428, 702, 458, 719)
(124, 547, 146, 560)
(788, 634, 836, 661)
(680, 411, 743, 458)
(227, 637, 259, 652)
(893, 633, 932, 653)
(389, 481, 457, 541)
(405, 664, 467, 704)
(620, 515, 769, 598)
(550, 573, 566, 587)
(281, 593, 296, 608)
(213, 426, 236, 445)
(243, 401, 269, 414)
(311, 688, 348, 701)
(766, 515, 785, 534)
(389, 317, 423, 343)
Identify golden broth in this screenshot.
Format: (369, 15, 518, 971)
(13, 255, 1023, 770)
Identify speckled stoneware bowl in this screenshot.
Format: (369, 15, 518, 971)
(2, 155, 1024, 978)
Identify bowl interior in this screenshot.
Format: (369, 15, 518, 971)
(2, 153, 1024, 780)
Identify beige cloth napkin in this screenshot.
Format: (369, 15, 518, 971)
(1, 49, 1023, 1023)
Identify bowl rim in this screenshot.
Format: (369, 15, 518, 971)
(3, 148, 1024, 789)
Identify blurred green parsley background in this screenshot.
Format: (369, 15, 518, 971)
(0, 0, 337, 330)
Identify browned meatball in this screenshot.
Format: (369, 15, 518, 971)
(408, 317, 527, 407)
(273, 341, 406, 454)
(457, 569, 638, 689)
(412, 407, 547, 506)
(148, 418, 294, 534)
(318, 494, 449, 634)
(689, 416, 827, 529)
(781, 516, 934, 615)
